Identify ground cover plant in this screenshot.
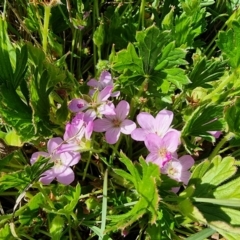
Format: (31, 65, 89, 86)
(1, 0, 240, 239)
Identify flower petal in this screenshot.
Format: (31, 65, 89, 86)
(60, 151, 81, 166)
(155, 110, 173, 136)
(40, 170, 55, 185)
(146, 152, 160, 164)
(115, 100, 130, 121)
(163, 131, 180, 152)
(120, 120, 136, 134)
(98, 86, 112, 102)
(68, 99, 88, 112)
(99, 71, 112, 86)
(56, 167, 75, 185)
(144, 133, 163, 152)
(47, 137, 63, 154)
(105, 127, 121, 144)
(87, 78, 99, 87)
(136, 112, 155, 132)
(93, 118, 113, 132)
(98, 103, 115, 116)
(180, 171, 191, 185)
(178, 155, 194, 170)
(131, 128, 148, 141)
(30, 151, 49, 165)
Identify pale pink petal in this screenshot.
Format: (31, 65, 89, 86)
(105, 127, 121, 144)
(89, 89, 96, 96)
(208, 131, 221, 138)
(99, 71, 112, 86)
(98, 86, 113, 102)
(98, 103, 115, 116)
(58, 143, 80, 153)
(64, 122, 84, 141)
(155, 110, 173, 136)
(93, 118, 113, 132)
(40, 170, 55, 184)
(68, 99, 88, 112)
(166, 129, 181, 144)
(47, 137, 63, 153)
(85, 121, 93, 139)
(87, 78, 99, 87)
(178, 155, 194, 170)
(144, 133, 163, 152)
(172, 187, 180, 193)
(146, 152, 160, 164)
(56, 167, 75, 185)
(115, 100, 130, 121)
(163, 131, 180, 152)
(111, 91, 120, 97)
(180, 171, 191, 185)
(120, 120, 136, 134)
(137, 112, 155, 132)
(60, 151, 80, 166)
(30, 152, 49, 165)
(131, 128, 148, 141)
(84, 109, 97, 121)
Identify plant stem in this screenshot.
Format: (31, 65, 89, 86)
(202, 72, 236, 102)
(42, 5, 51, 53)
(100, 168, 108, 239)
(208, 132, 235, 160)
(138, 0, 145, 30)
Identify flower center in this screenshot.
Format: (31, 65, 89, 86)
(158, 148, 172, 165)
(53, 158, 62, 167)
(112, 119, 121, 127)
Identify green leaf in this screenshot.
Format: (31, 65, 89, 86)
(0, 170, 30, 193)
(107, 154, 160, 232)
(93, 23, 105, 48)
(182, 104, 225, 141)
(225, 98, 240, 136)
(154, 42, 187, 71)
(13, 45, 28, 89)
(112, 43, 143, 74)
(192, 156, 237, 197)
(29, 68, 55, 137)
(112, 25, 190, 94)
(57, 183, 81, 215)
(135, 26, 169, 74)
(187, 56, 226, 89)
(19, 193, 45, 225)
(173, 6, 206, 47)
(217, 19, 240, 69)
(214, 177, 240, 199)
(49, 215, 65, 240)
(185, 228, 216, 240)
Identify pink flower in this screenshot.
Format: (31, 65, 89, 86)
(131, 110, 180, 141)
(93, 100, 136, 144)
(208, 131, 221, 139)
(87, 71, 120, 97)
(162, 155, 194, 185)
(68, 86, 115, 120)
(59, 113, 93, 153)
(144, 132, 180, 167)
(30, 137, 80, 185)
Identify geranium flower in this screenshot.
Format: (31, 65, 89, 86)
(68, 86, 115, 120)
(131, 110, 180, 141)
(144, 132, 180, 167)
(30, 137, 80, 185)
(162, 155, 194, 185)
(93, 100, 136, 144)
(87, 71, 120, 97)
(58, 112, 93, 153)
